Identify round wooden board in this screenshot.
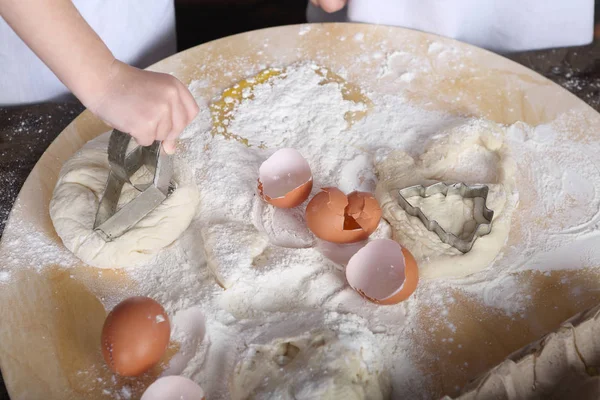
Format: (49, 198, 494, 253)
(1, 23, 599, 399)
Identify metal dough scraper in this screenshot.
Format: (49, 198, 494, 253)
(93, 129, 174, 242)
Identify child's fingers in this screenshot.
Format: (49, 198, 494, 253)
(134, 133, 155, 147)
(317, 0, 346, 12)
(179, 85, 199, 124)
(132, 118, 160, 147)
(166, 100, 188, 144)
(163, 139, 177, 155)
(155, 105, 174, 142)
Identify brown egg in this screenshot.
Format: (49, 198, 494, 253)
(305, 187, 382, 243)
(258, 148, 313, 209)
(346, 239, 419, 305)
(101, 296, 170, 376)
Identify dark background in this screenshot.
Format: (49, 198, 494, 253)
(1, 1, 599, 398)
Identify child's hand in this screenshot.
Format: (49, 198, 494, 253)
(2, 0, 198, 154)
(86, 60, 199, 154)
(310, 0, 347, 12)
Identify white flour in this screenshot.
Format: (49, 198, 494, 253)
(1, 43, 599, 399)
(0, 270, 10, 283)
(1, 217, 79, 270)
(127, 63, 599, 398)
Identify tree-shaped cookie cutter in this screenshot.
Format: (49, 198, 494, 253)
(397, 182, 494, 253)
(93, 129, 174, 242)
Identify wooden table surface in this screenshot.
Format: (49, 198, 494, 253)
(0, 28, 599, 400)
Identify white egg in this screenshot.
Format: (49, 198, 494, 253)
(141, 376, 205, 400)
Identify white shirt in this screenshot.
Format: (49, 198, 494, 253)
(0, 0, 176, 106)
(307, 0, 594, 53)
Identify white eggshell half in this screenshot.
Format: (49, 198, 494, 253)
(141, 376, 205, 400)
(345, 239, 406, 300)
(259, 148, 312, 198)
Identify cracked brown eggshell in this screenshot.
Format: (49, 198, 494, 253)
(258, 148, 313, 209)
(305, 187, 382, 244)
(346, 239, 419, 305)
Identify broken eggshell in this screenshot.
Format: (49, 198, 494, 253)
(258, 148, 313, 209)
(346, 239, 419, 305)
(305, 187, 382, 244)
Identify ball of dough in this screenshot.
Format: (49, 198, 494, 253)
(50, 132, 200, 269)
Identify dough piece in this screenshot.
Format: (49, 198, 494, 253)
(231, 330, 390, 400)
(50, 132, 200, 269)
(376, 120, 518, 279)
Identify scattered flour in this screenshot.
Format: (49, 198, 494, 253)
(298, 25, 312, 36)
(2, 41, 599, 399)
(0, 217, 78, 270)
(0, 270, 10, 283)
(144, 62, 598, 399)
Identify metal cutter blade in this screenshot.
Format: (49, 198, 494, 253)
(93, 129, 174, 242)
(398, 182, 494, 253)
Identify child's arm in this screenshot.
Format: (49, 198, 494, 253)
(310, 0, 347, 12)
(0, 0, 198, 153)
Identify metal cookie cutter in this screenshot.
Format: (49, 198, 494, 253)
(93, 129, 174, 242)
(398, 182, 494, 253)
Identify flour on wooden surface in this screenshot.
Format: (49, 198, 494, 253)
(123, 63, 598, 398)
(2, 41, 600, 399)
